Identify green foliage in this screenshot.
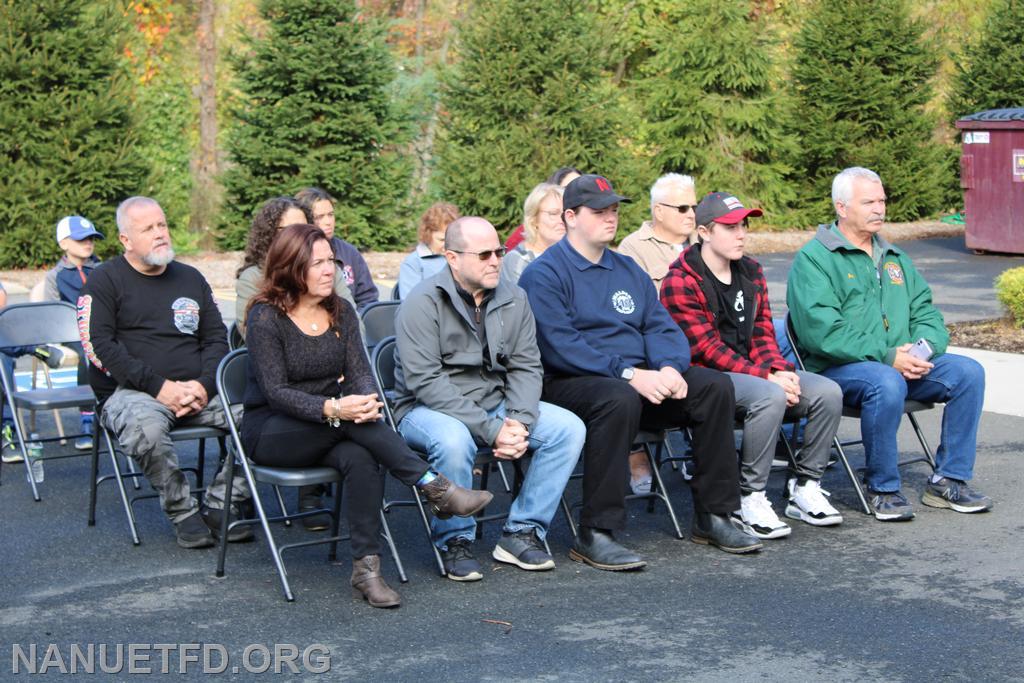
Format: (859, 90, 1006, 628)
(788, 0, 951, 223)
(637, 0, 797, 226)
(949, 0, 1024, 120)
(434, 0, 651, 236)
(996, 266, 1024, 328)
(0, 0, 147, 267)
(219, 0, 412, 251)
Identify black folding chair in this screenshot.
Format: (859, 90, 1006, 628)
(0, 302, 97, 501)
(784, 313, 937, 515)
(214, 348, 406, 601)
(370, 336, 554, 577)
(227, 321, 245, 350)
(359, 300, 400, 352)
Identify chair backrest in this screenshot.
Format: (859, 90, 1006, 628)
(783, 312, 809, 372)
(370, 336, 398, 427)
(390, 282, 401, 300)
(360, 300, 400, 350)
(228, 321, 245, 350)
(0, 301, 82, 348)
(217, 348, 248, 409)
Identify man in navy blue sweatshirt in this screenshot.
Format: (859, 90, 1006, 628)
(519, 174, 760, 570)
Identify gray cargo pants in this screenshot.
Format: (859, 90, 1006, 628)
(101, 387, 250, 524)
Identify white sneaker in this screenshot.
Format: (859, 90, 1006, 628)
(784, 478, 843, 526)
(732, 490, 791, 539)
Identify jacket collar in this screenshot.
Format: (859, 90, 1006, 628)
(556, 236, 615, 271)
(56, 255, 101, 271)
(414, 242, 442, 258)
(816, 222, 902, 256)
(434, 264, 514, 326)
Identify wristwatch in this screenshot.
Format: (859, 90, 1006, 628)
(620, 367, 635, 381)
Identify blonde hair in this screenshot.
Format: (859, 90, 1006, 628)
(522, 183, 564, 242)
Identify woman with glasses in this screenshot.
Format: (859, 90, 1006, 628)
(243, 224, 493, 608)
(235, 197, 358, 338)
(501, 183, 565, 285)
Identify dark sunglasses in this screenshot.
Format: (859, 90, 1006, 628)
(659, 202, 696, 214)
(450, 247, 508, 261)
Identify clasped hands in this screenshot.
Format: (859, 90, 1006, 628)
(628, 366, 688, 404)
(893, 344, 934, 380)
(493, 418, 529, 460)
(768, 370, 802, 407)
(157, 379, 208, 418)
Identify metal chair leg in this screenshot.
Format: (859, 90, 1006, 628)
(379, 509, 408, 583)
(832, 437, 872, 515)
(273, 485, 290, 526)
(105, 430, 140, 545)
(645, 441, 684, 540)
(907, 413, 938, 470)
(412, 485, 445, 576)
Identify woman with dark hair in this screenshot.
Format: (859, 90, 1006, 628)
(397, 201, 460, 298)
(243, 224, 492, 608)
(234, 197, 357, 336)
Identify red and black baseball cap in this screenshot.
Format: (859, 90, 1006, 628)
(695, 191, 763, 227)
(563, 174, 631, 211)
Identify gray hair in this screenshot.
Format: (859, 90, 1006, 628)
(115, 196, 162, 234)
(650, 173, 696, 214)
(832, 167, 882, 207)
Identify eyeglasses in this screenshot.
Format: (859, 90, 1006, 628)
(449, 247, 508, 261)
(659, 203, 696, 214)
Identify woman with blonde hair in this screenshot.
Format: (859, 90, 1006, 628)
(501, 183, 565, 285)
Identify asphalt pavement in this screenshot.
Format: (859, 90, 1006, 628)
(2, 234, 1023, 681)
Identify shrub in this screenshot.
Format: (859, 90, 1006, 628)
(996, 266, 1024, 328)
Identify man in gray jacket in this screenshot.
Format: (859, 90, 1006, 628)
(394, 217, 585, 581)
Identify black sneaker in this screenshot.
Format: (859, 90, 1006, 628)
(175, 511, 215, 549)
(201, 504, 254, 543)
(441, 538, 483, 582)
(868, 490, 915, 522)
(921, 477, 993, 513)
(492, 529, 555, 571)
(32, 345, 66, 369)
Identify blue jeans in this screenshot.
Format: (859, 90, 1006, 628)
(398, 401, 584, 550)
(821, 353, 984, 492)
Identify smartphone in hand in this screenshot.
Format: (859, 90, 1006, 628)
(907, 338, 934, 361)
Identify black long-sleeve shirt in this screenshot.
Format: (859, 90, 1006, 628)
(78, 256, 228, 403)
(241, 299, 373, 451)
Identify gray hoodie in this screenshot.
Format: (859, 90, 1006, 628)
(393, 266, 543, 446)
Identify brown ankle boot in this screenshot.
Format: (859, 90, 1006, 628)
(419, 473, 494, 519)
(351, 555, 401, 608)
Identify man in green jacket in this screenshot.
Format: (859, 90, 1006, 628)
(787, 167, 992, 521)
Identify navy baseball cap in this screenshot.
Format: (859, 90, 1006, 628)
(562, 174, 631, 211)
(55, 216, 104, 243)
(695, 192, 763, 227)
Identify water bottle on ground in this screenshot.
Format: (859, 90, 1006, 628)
(26, 433, 44, 484)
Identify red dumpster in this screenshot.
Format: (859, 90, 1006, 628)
(956, 107, 1024, 254)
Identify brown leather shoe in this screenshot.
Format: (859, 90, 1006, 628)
(351, 555, 401, 608)
(419, 473, 493, 519)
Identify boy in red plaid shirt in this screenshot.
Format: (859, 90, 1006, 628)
(660, 192, 844, 538)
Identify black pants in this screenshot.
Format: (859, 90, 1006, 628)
(251, 416, 429, 558)
(542, 366, 739, 530)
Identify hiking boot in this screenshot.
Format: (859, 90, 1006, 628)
(420, 473, 493, 519)
(732, 490, 792, 539)
(921, 477, 993, 513)
(298, 485, 331, 531)
(201, 503, 254, 543)
(1, 424, 22, 463)
(569, 526, 646, 571)
(175, 511, 215, 549)
(441, 538, 483, 581)
(784, 478, 843, 526)
(692, 512, 763, 554)
(351, 555, 401, 608)
(868, 490, 915, 522)
(492, 529, 555, 571)
(32, 345, 66, 369)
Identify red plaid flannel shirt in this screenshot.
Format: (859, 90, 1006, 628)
(659, 248, 793, 379)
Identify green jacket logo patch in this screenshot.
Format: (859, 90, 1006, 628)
(884, 261, 904, 285)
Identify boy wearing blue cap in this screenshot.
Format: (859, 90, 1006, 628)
(43, 215, 104, 449)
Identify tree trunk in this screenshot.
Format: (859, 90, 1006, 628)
(191, 0, 219, 246)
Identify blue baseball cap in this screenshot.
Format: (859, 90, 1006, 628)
(55, 216, 104, 243)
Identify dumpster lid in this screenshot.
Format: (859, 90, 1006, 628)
(956, 108, 1024, 129)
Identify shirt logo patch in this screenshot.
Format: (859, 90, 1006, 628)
(341, 264, 355, 286)
(847, 273, 856, 279)
(884, 261, 904, 285)
(611, 290, 636, 315)
(172, 297, 200, 335)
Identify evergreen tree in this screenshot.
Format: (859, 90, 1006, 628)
(435, 0, 649, 235)
(789, 0, 949, 222)
(949, 0, 1024, 119)
(219, 0, 411, 250)
(0, 0, 147, 267)
(637, 0, 796, 222)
